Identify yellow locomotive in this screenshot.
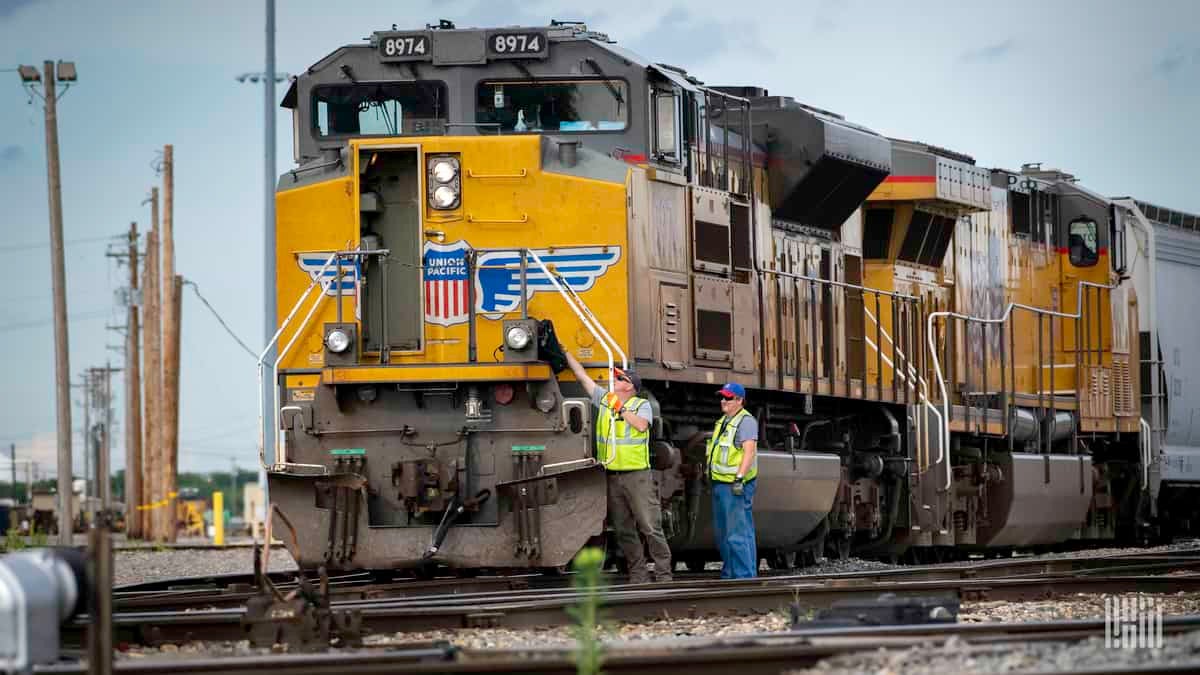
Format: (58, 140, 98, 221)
(263, 21, 1168, 571)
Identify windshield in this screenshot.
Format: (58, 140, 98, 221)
(314, 82, 447, 137)
(475, 79, 628, 134)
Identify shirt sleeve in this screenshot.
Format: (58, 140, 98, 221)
(633, 399, 653, 425)
(733, 415, 759, 448)
(589, 386, 609, 411)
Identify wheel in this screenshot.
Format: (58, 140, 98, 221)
(684, 556, 707, 573)
(771, 549, 797, 571)
(825, 534, 851, 561)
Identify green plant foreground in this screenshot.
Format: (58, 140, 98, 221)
(567, 546, 607, 675)
(2, 525, 47, 553)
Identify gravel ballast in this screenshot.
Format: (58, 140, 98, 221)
(114, 547, 297, 586)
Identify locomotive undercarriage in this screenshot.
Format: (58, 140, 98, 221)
(271, 372, 1150, 573)
(271, 377, 609, 571)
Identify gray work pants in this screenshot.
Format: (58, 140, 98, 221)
(607, 469, 673, 583)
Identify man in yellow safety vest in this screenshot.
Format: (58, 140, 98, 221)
(564, 351, 673, 583)
(707, 382, 759, 578)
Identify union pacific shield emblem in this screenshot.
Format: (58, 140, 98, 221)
(423, 241, 470, 326)
(420, 240, 622, 327)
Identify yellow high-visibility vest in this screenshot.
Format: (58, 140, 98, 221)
(596, 396, 650, 471)
(707, 408, 756, 482)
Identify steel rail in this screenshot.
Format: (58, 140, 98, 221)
(39, 615, 1200, 674)
(111, 549, 1200, 612)
(78, 572, 1200, 646)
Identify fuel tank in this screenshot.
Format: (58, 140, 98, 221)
(979, 452, 1093, 547)
(673, 451, 841, 552)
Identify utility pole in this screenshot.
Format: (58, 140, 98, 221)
(263, 0, 278, 515)
(143, 188, 161, 540)
(161, 144, 180, 543)
(123, 223, 142, 536)
(18, 61, 79, 545)
(98, 363, 119, 511)
(9, 443, 15, 503)
(80, 370, 91, 525)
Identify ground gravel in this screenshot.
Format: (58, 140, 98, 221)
(114, 546, 297, 586)
(790, 630, 1200, 674)
(960, 591, 1200, 623)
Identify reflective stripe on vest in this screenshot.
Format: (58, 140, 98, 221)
(707, 408, 756, 483)
(596, 396, 650, 471)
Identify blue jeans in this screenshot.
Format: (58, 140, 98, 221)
(711, 478, 757, 579)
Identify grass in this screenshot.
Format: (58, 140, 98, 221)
(3, 524, 47, 552)
(567, 546, 607, 675)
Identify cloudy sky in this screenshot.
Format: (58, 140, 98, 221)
(0, 0, 1197, 479)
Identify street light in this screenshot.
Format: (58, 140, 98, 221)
(235, 72, 289, 84)
(17, 65, 40, 82)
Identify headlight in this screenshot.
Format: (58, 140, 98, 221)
(325, 329, 351, 353)
(504, 326, 532, 351)
(431, 185, 459, 209)
(431, 159, 458, 184)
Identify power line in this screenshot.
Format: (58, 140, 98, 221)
(183, 279, 258, 360)
(0, 234, 117, 253)
(0, 309, 109, 333)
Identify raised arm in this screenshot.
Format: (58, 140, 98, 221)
(563, 350, 598, 397)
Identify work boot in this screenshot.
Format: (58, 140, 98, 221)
(653, 572, 673, 583)
(629, 569, 651, 585)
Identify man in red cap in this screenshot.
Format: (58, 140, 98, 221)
(564, 350, 672, 583)
(708, 382, 759, 578)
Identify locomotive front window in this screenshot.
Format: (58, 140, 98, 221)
(475, 79, 628, 134)
(314, 82, 447, 137)
(1068, 218, 1099, 267)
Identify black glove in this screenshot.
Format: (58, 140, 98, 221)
(537, 319, 568, 374)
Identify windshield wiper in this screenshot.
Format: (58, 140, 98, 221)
(584, 58, 624, 106)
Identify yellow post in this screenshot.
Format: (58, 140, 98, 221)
(213, 491, 224, 546)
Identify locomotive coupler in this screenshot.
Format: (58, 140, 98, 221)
(424, 489, 492, 559)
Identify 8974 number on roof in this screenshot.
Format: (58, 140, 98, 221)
(488, 31, 547, 58)
(379, 33, 429, 61)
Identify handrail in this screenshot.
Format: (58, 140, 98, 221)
(759, 268, 919, 301)
(260, 248, 384, 475)
(524, 248, 624, 467)
(258, 251, 338, 472)
(1140, 418, 1152, 489)
(927, 281, 1116, 492)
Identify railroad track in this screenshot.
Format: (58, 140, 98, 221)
(113, 548, 1200, 612)
(41, 615, 1200, 674)
(68, 552, 1200, 646)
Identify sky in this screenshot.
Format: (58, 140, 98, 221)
(0, 0, 1197, 479)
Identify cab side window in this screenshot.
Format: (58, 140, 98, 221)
(1068, 218, 1099, 267)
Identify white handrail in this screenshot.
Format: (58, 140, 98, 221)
(863, 317, 943, 484)
(551, 269, 629, 369)
(270, 288, 333, 474)
(257, 251, 339, 472)
(1140, 417, 1152, 489)
(525, 249, 628, 370)
(522, 249, 621, 467)
(927, 281, 1116, 492)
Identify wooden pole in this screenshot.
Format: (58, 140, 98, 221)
(144, 188, 161, 539)
(165, 274, 182, 542)
(125, 222, 142, 538)
(40, 61, 74, 545)
(161, 145, 179, 543)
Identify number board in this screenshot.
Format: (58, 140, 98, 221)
(487, 30, 548, 59)
(378, 32, 431, 62)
